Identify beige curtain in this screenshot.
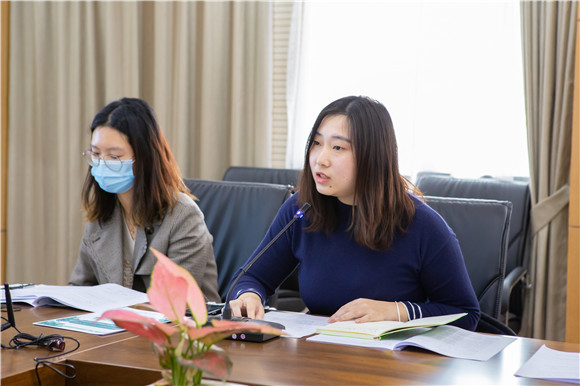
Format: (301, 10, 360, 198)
(6, 1, 271, 285)
(520, 1, 577, 341)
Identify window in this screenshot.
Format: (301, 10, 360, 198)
(287, 1, 528, 179)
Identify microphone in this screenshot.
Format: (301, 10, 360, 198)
(145, 226, 154, 235)
(220, 203, 311, 341)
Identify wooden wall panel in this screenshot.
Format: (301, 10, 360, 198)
(566, 6, 580, 344)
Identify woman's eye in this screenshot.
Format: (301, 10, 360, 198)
(312, 140, 321, 146)
(333, 145, 343, 150)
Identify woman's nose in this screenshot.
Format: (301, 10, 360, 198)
(315, 147, 330, 166)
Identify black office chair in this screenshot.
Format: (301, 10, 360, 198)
(183, 179, 292, 301)
(223, 166, 302, 189)
(424, 196, 515, 335)
(222, 167, 306, 312)
(417, 175, 530, 332)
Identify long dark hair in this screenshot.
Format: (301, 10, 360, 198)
(82, 97, 192, 227)
(297, 95, 417, 250)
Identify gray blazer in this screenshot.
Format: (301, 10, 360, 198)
(69, 192, 220, 302)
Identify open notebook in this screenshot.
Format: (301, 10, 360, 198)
(316, 313, 466, 340)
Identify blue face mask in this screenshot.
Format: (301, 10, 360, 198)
(91, 160, 135, 194)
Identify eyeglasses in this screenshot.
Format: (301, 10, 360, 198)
(82, 150, 132, 172)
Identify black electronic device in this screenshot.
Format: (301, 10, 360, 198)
(225, 316, 286, 342)
(220, 203, 311, 342)
(1, 283, 16, 332)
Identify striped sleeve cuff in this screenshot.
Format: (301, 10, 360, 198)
(402, 301, 423, 320)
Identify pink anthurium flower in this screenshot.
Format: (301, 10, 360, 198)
(100, 309, 177, 344)
(150, 248, 207, 326)
(101, 248, 285, 386)
(148, 262, 188, 324)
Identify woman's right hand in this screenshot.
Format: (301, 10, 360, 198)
(228, 292, 265, 319)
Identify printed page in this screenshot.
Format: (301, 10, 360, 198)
(309, 325, 515, 361)
(393, 324, 516, 361)
(264, 311, 329, 338)
(515, 344, 580, 383)
(2, 283, 148, 312)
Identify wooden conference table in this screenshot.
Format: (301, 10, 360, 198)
(2, 306, 579, 385)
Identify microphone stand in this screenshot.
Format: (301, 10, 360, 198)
(222, 203, 310, 319)
(219, 203, 310, 341)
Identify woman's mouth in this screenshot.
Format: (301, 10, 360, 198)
(315, 172, 330, 184)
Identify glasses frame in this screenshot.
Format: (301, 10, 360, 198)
(82, 150, 132, 172)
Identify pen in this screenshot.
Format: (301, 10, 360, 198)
(1, 283, 35, 290)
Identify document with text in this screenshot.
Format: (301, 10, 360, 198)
(515, 345, 580, 383)
(308, 324, 516, 361)
(1, 283, 149, 312)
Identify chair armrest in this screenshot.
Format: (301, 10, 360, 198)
(501, 266, 528, 321)
(503, 266, 527, 295)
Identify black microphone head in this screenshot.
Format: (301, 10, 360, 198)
(145, 226, 154, 235)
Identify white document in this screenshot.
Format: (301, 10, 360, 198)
(263, 311, 329, 338)
(2, 283, 149, 313)
(515, 344, 580, 383)
(34, 307, 169, 335)
(389, 324, 516, 361)
(308, 328, 428, 350)
(308, 324, 516, 361)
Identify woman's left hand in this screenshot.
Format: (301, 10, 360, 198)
(328, 298, 406, 323)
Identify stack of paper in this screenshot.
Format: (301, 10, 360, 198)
(1, 283, 149, 312)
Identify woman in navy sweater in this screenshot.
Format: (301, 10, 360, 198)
(229, 96, 480, 330)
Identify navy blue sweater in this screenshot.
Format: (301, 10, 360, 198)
(232, 194, 480, 330)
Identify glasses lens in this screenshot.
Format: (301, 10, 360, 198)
(83, 151, 99, 166)
(103, 156, 124, 172)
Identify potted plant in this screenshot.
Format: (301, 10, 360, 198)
(101, 248, 284, 386)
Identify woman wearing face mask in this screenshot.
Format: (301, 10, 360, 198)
(69, 97, 220, 301)
(228, 95, 480, 330)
